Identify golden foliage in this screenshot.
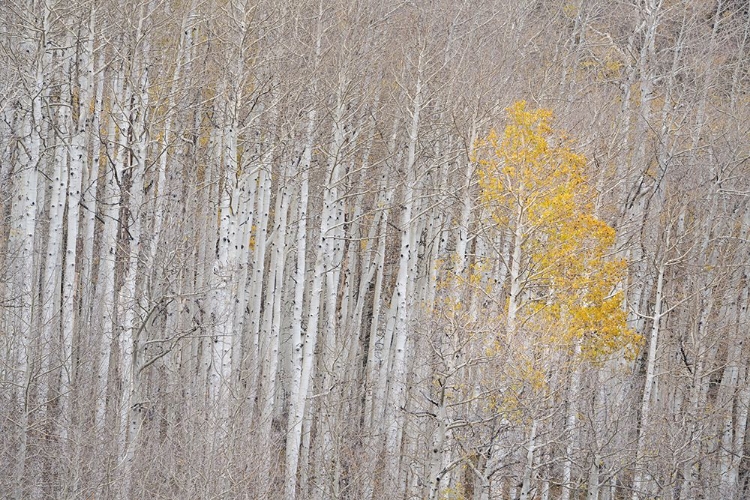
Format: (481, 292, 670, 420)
(476, 101, 641, 361)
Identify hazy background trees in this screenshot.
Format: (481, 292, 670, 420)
(1, 0, 748, 498)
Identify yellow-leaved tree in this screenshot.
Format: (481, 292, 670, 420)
(474, 100, 642, 500)
(477, 100, 640, 361)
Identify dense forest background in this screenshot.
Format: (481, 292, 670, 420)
(1, 0, 749, 498)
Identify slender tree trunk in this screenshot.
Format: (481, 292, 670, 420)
(119, 11, 151, 491)
(520, 419, 538, 500)
(285, 107, 316, 500)
(40, 47, 70, 422)
(632, 261, 665, 500)
(13, 6, 47, 495)
(385, 65, 422, 496)
(245, 151, 272, 423)
(260, 167, 291, 496)
(61, 9, 95, 450)
(562, 343, 582, 500)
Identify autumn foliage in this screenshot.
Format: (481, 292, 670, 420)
(477, 101, 641, 360)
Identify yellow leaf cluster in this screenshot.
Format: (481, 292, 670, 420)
(476, 101, 640, 362)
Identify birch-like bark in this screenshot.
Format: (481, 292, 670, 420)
(13, 6, 47, 495)
(364, 118, 400, 441)
(519, 419, 538, 500)
(230, 163, 258, 386)
(385, 63, 423, 495)
(718, 213, 750, 499)
(561, 342, 583, 500)
(680, 183, 721, 499)
(285, 107, 316, 500)
(284, 14, 324, 495)
(207, 0, 250, 432)
(632, 261, 665, 500)
(245, 157, 271, 419)
(79, 42, 105, 334)
(344, 148, 385, 426)
(260, 171, 291, 496)
(455, 122, 478, 276)
(718, 333, 743, 498)
(95, 63, 127, 434)
(314, 90, 349, 499)
(507, 193, 525, 336)
(587, 455, 602, 500)
(208, 112, 238, 417)
(427, 317, 467, 500)
(118, 8, 151, 491)
(289, 73, 350, 498)
(620, 0, 660, 339)
(39, 42, 70, 413)
(61, 9, 95, 443)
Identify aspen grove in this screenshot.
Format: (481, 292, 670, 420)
(1, 0, 749, 499)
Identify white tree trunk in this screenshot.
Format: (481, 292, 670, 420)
(632, 262, 665, 500)
(12, 9, 47, 495)
(208, 117, 239, 417)
(95, 65, 126, 434)
(118, 14, 151, 491)
(719, 222, 750, 498)
(562, 343, 582, 500)
(285, 108, 316, 500)
(79, 43, 105, 335)
(245, 156, 272, 421)
(385, 67, 422, 495)
(315, 111, 349, 500)
(520, 419, 538, 500)
(260, 174, 291, 495)
(60, 10, 95, 444)
(40, 61, 70, 411)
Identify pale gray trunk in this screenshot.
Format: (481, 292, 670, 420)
(61, 12, 95, 445)
(260, 171, 291, 496)
(520, 419, 538, 500)
(13, 8, 46, 494)
(246, 159, 271, 421)
(588, 456, 602, 500)
(208, 118, 238, 416)
(632, 261, 665, 500)
(285, 108, 316, 500)
(562, 342, 582, 500)
(119, 12, 151, 491)
(95, 66, 126, 434)
(79, 44, 105, 335)
(718, 214, 750, 498)
(311, 86, 348, 500)
(40, 54, 70, 414)
(385, 66, 422, 495)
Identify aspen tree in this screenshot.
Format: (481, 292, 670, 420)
(384, 59, 423, 498)
(477, 101, 636, 358)
(207, 0, 250, 422)
(10, 4, 48, 495)
(259, 159, 292, 497)
(95, 61, 127, 440)
(718, 208, 750, 499)
(274, 10, 331, 475)
(60, 7, 95, 446)
(39, 34, 71, 426)
(284, 7, 324, 496)
(118, 4, 152, 493)
(476, 101, 639, 498)
(284, 106, 316, 500)
(246, 152, 272, 420)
